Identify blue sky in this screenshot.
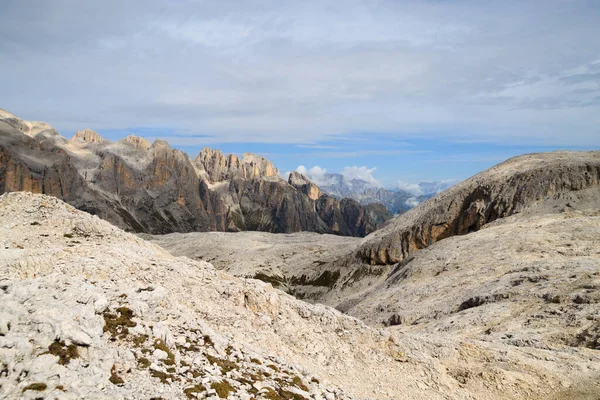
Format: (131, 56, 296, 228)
(1, 1, 599, 187)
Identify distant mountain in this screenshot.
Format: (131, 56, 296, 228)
(317, 174, 431, 214)
(0, 108, 390, 237)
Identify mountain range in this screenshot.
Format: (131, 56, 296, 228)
(314, 172, 446, 214)
(0, 109, 390, 237)
(2, 148, 599, 399)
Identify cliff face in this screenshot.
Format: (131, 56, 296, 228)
(353, 151, 600, 265)
(0, 109, 386, 236)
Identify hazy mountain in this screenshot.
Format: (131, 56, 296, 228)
(316, 173, 431, 214)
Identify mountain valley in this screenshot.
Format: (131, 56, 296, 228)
(1, 109, 600, 399)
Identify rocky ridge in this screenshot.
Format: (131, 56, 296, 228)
(353, 151, 600, 266)
(0, 109, 387, 236)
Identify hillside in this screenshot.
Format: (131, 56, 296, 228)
(3, 192, 600, 399)
(0, 109, 388, 236)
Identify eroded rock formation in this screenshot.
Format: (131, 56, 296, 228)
(0, 109, 387, 236)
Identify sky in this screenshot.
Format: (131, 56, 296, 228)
(1, 0, 599, 187)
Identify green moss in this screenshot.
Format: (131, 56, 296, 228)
(150, 370, 179, 384)
(138, 357, 151, 369)
(211, 381, 236, 398)
(153, 339, 175, 366)
(291, 376, 309, 392)
(267, 364, 280, 372)
(205, 354, 238, 373)
(203, 335, 214, 347)
(133, 334, 148, 347)
(103, 307, 137, 339)
(22, 383, 47, 393)
(279, 390, 308, 400)
(184, 384, 206, 399)
(63, 233, 73, 238)
(46, 340, 79, 365)
(109, 365, 124, 385)
(190, 369, 203, 378)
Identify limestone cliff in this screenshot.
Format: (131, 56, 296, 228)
(0, 109, 386, 236)
(351, 151, 600, 265)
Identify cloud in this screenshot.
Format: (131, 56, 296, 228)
(405, 197, 422, 208)
(341, 166, 381, 186)
(295, 165, 335, 186)
(1, 1, 599, 146)
(397, 181, 424, 196)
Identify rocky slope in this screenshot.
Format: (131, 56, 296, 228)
(0, 108, 387, 236)
(353, 151, 600, 266)
(3, 192, 600, 400)
(146, 231, 362, 301)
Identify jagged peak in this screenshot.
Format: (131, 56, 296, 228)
(119, 134, 151, 151)
(288, 171, 311, 186)
(0, 108, 18, 119)
(0, 108, 57, 137)
(71, 128, 104, 144)
(151, 139, 171, 150)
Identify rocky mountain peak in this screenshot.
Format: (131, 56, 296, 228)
(289, 171, 322, 200)
(0, 109, 57, 138)
(194, 148, 280, 183)
(71, 128, 104, 144)
(240, 152, 279, 180)
(119, 134, 151, 151)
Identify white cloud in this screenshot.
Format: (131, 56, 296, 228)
(341, 166, 381, 187)
(1, 1, 599, 146)
(405, 197, 422, 208)
(295, 165, 334, 186)
(397, 181, 424, 196)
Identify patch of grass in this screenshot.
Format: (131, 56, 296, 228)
(203, 335, 214, 347)
(250, 358, 262, 365)
(138, 357, 150, 369)
(103, 307, 136, 340)
(184, 384, 206, 399)
(150, 370, 179, 384)
(205, 354, 238, 373)
(63, 233, 73, 238)
(133, 334, 148, 347)
(280, 389, 309, 400)
(291, 376, 309, 392)
(153, 339, 175, 366)
(310, 377, 320, 384)
(267, 364, 280, 372)
(211, 381, 236, 398)
(46, 340, 79, 365)
(22, 383, 47, 393)
(109, 365, 124, 385)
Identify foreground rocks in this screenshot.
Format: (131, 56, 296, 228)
(4, 192, 600, 399)
(0, 108, 388, 236)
